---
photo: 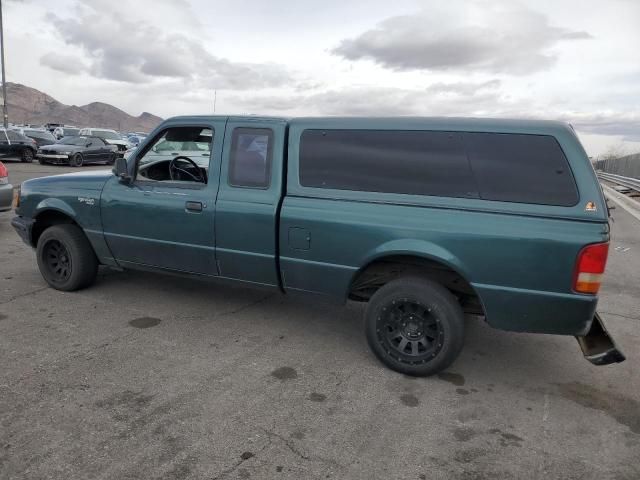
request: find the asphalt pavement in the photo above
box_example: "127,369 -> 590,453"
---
2,161 -> 107,187
0,166 -> 639,480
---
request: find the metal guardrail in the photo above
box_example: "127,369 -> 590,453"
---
597,171 -> 640,192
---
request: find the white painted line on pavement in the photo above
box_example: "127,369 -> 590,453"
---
601,184 -> 640,223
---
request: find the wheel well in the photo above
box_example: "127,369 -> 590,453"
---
348,255 -> 485,316
31,210 -> 78,246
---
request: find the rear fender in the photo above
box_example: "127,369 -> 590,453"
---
360,239 -> 471,280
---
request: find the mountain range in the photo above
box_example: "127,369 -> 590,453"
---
3,82 -> 163,133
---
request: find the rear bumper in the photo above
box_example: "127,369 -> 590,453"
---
475,283 -> 597,335
576,312 -> 625,366
11,215 -> 34,246
0,183 -> 13,211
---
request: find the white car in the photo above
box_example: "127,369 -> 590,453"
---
78,128 -> 131,155
52,126 -> 81,140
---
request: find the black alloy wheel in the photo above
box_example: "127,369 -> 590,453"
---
42,239 -> 72,283
377,299 -> 445,363
22,148 -> 34,163
365,276 -> 465,376
71,153 -> 83,167
36,224 -> 99,291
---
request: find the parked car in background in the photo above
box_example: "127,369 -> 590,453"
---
0,161 -> 13,212
0,128 -> 37,163
12,127 -> 57,147
127,134 -> 146,147
78,128 -> 131,155
137,137 -> 211,176
37,136 -> 118,166
53,126 -> 81,140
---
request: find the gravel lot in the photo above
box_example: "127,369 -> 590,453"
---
1,165 -> 639,480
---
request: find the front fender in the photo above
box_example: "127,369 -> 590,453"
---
34,198 -> 78,221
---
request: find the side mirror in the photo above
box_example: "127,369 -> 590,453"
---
86,142 -> 92,147
113,156 -> 132,183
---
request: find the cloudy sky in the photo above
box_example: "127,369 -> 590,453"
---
4,0 -> 640,156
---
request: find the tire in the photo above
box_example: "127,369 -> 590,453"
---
71,153 -> 83,167
38,157 -> 46,165
365,276 -> 465,376
36,224 -> 98,291
22,148 -> 34,163
107,153 -> 116,165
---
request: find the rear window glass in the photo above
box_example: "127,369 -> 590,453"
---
299,129 -> 579,206
6,130 -> 26,141
299,130 -> 478,198
229,128 -> 273,188
463,132 -> 578,206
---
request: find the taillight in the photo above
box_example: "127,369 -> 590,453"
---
0,162 -> 7,184
573,242 -> 609,294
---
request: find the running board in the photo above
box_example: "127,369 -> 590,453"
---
576,313 -> 626,366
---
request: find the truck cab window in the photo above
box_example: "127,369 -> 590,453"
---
136,127 -> 213,184
229,128 -> 273,188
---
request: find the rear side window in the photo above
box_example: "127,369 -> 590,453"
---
464,133 -> 578,206
299,129 -> 578,206
6,130 -> 25,142
229,128 -> 273,188
299,130 -> 478,198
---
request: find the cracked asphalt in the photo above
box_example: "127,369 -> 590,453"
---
1,165 -> 639,479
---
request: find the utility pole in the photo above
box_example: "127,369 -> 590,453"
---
213,90 -> 217,114
0,0 -> 8,127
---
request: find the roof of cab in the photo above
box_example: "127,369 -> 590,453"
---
287,116 -> 574,136
167,115 -> 572,136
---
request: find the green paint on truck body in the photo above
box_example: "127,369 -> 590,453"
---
15,115 -> 609,336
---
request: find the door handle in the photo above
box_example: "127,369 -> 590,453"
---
185,201 -> 203,212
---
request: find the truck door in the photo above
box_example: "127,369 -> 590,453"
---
100,119 -> 225,275
214,117 -> 286,287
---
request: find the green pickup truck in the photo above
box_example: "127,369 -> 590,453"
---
11,116 -> 625,376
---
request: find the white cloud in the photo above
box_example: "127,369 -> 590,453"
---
43,1 -> 295,89
332,3 -> 592,74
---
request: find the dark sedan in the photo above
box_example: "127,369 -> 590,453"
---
0,128 -> 38,163
37,136 -> 118,166
13,128 -> 57,148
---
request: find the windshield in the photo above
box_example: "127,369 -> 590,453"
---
64,128 -> 80,136
93,130 -> 120,140
58,136 -> 89,146
26,130 -> 56,141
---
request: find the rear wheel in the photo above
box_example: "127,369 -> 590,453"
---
36,224 -> 98,291
22,148 -> 34,163
71,153 -> 83,167
365,276 -> 465,376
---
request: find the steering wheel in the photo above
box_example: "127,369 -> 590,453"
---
169,156 -> 205,183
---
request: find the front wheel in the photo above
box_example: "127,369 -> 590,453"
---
365,276 -> 465,376
71,153 -> 83,167
22,148 -> 34,163
107,153 -> 116,165
36,224 -> 98,291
